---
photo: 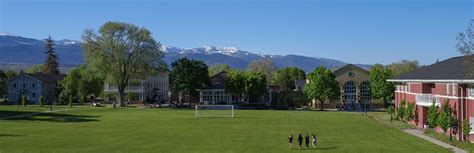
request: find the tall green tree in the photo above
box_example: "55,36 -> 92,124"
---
370,67 -> 395,107
59,67 -> 81,102
208,64 -> 231,76
169,58 -> 210,103
225,71 -> 267,103
387,60 -> 419,77
271,67 -> 306,91
427,101 -> 438,129
370,63 -> 384,72
43,36 -> 60,75
25,64 -> 44,73
82,21 -> 166,108
462,119 -> 471,141
247,59 -> 277,84
303,66 -> 340,111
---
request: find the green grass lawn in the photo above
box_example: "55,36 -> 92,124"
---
0,105 -> 451,153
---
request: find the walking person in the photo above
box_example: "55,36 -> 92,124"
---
297,134 -> 303,149
305,134 -> 310,149
288,134 -> 293,149
312,134 -> 317,148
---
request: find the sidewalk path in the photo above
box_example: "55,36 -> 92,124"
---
403,129 -> 466,153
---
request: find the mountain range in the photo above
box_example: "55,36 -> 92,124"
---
0,33 -> 371,72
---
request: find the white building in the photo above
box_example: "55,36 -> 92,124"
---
104,72 -> 169,103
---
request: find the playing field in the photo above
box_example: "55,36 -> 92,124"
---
0,106 -> 450,153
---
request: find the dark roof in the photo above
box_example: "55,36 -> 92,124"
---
332,64 -> 369,76
201,71 -> 228,90
392,56 -> 474,80
9,73 -> 65,84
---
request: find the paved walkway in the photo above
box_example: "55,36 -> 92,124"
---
403,129 -> 466,153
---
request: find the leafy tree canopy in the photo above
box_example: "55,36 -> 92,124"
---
303,66 -> 340,110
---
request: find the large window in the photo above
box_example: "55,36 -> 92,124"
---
344,81 -> 356,102
360,81 -> 371,102
202,91 -> 212,102
469,85 -> 474,97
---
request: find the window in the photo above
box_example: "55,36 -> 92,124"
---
13,83 -> 16,88
471,117 -> 474,133
446,84 -> 450,96
360,81 -> 371,102
469,85 -> 474,97
32,83 -> 35,88
23,83 -> 26,88
32,93 -> 36,98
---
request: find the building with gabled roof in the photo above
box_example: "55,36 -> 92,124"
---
7,72 -> 65,103
388,55 -> 474,142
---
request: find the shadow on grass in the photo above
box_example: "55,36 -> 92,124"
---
292,146 -> 338,151
0,110 -> 100,123
0,134 -> 26,137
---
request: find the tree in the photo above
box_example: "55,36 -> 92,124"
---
169,58 -> 210,103
225,71 -> 267,103
271,67 -> 306,91
43,36 -> 60,75
79,95 -> 86,105
387,60 -> 419,77
25,64 -> 44,73
82,21 -> 166,108
21,95 -> 28,107
387,105 -> 394,122
208,64 -> 231,76
397,100 -> 406,120
244,72 -> 267,103
456,19 -> 474,55
370,63 -> 384,72
2,70 -> 17,101
370,67 -> 395,107
428,100 -> 438,129
405,102 -> 415,121
68,95 -> 73,108
60,65 -> 104,103
462,119 -> 471,141
303,66 -> 340,111
438,104 -> 449,134
39,95 -> 45,107
225,70 -> 247,102
247,59 -> 277,84
60,67 -> 81,102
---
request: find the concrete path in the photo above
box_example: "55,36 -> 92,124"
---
403,129 -> 466,153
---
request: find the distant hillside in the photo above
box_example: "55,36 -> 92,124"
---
0,33 -> 371,72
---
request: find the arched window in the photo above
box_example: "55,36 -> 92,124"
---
360,81 -> 372,102
344,81 -> 356,103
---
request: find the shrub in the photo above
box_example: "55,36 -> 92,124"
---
428,100 -> 438,129
21,95 -> 28,107
397,100 -> 406,120
405,102 -> 415,121
387,105 -> 394,122
462,119 -> 471,141
39,96 -> 45,107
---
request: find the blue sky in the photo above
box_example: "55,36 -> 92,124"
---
0,0 -> 473,65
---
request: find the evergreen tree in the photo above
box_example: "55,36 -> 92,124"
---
21,95 -> 28,107
428,100 -> 438,129
43,35 -> 60,75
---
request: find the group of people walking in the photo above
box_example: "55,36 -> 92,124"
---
288,133 -> 317,149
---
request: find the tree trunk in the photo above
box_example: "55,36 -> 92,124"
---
117,87 -> 126,108
319,99 -> 324,111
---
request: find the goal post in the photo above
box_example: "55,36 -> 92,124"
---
195,105 -> 234,118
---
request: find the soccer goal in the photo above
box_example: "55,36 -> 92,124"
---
195,105 -> 234,118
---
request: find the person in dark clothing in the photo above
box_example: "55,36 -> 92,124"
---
305,134 -> 310,149
297,134 -> 303,149
288,134 -> 293,149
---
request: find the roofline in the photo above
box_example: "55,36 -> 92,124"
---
7,73 -> 43,83
387,79 -> 474,83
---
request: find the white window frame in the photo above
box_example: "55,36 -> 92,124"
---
446,84 -> 450,96
469,85 -> 474,97
470,117 -> 474,133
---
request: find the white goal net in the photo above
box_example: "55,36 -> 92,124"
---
195,105 -> 234,118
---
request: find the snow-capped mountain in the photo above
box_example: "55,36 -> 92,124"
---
0,34 -> 370,72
